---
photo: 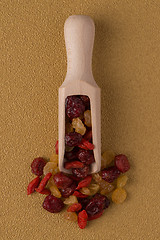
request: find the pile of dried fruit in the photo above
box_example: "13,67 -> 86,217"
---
27,95 -> 130,229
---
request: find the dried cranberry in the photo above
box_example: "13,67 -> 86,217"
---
31,157 -> 46,176
72,165 -> 89,178
42,195 -> 64,213
60,182 -> 77,198
101,166 -> 121,183
65,132 -> 82,147
80,95 -> 90,109
64,148 -> 78,161
65,96 -> 85,120
114,154 -> 130,173
78,198 -> 90,209
53,172 -> 73,189
78,149 -> 95,165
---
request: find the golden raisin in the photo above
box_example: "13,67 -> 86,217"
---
111,188 -> 127,204
98,180 -> 114,193
50,185 -> 62,198
80,187 -> 91,195
52,167 -> 60,175
43,162 -> 57,175
64,195 -> 78,205
49,153 -> 58,165
117,175 -> 128,188
64,212 -> 78,222
72,118 -> 86,135
84,110 -> 92,127
65,122 -> 74,134
88,184 -> 100,195
92,173 -> 102,183
101,150 -> 115,169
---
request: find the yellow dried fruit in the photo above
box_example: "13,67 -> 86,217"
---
64,212 -> 78,222
46,177 -> 55,188
64,195 -> 78,205
98,180 -> 114,193
111,188 -> 127,204
101,150 -> 115,169
52,167 -> 59,175
43,162 -> 57,175
72,118 -> 86,136
49,153 -> 58,166
50,185 -> 62,198
84,110 -> 92,127
88,183 -> 100,195
65,122 -> 74,134
80,187 -> 91,195
92,173 -> 102,183
117,175 -> 128,188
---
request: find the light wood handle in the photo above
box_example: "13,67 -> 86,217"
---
64,15 -> 95,81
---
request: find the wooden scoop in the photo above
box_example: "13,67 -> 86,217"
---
58,15 -> 101,174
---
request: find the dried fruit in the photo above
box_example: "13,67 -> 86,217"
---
36,173 -> 52,192
65,132 -> 82,147
84,110 -> 92,127
67,203 -> 82,212
43,195 -> 64,213
78,198 -> 90,209
78,138 -> 94,150
64,195 -> 78,205
80,95 -> 90,109
78,210 -> 88,229
72,118 -> 86,135
65,148 -> 78,161
64,212 -> 78,222
66,96 -> 85,120
31,157 -> 46,176
88,210 -> 104,221
50,185 -> 62,198
117,175 -> 128,188
65,146 -> 74,152
55,140 -> 58,154
115,154 -> 130,173
101,150 -> 115,169
60,182 -> 77,198
49,153 -> 58,165
53,172 -> 73,189
78,149 -> 95,165
36,188 -> 51,195
52,167 -> 60,175
73,191 -> 88,198
98,180 -> 114,193
88,184 -> 100,195
84,130 -> 92,141
27,176 -> 40,195
111,188 -> 127,204
76,175 -> 92,190
65,122 -> 74,134
72,165 -> 89,178
64,161 -> 84,169
43,162 -> 57,175
80,187 -> 91,195
92,173 -> 102,183
101,166 -> 121,183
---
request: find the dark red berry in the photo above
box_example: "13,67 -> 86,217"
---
101,166 -> 121,183
72,165 -> 89,178
65,96 -> 85,120
42,195 -> 64,213
78,198 -> 90,209
64,148 -> 78,161
60,182 -> 77,198
53,172 -> 73,189
78,149 -> 95,165
31,157 -> 46,176
80,95 -> 90,109
114,154 -> 130,173
65,132 -> 82,147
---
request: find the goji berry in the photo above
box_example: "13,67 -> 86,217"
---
84,130 -> 92,141
78,143 -> 89,150
64,161 -> 84,169
73,191 -> 88,198
76,175 -> 92,190
78,138 -> 94,150
88,210 -> 104,221
36,173 -> 52,192
67,203 -> 82,212
55,140 -> 58,154
78,210 -> 88,229
27,176 -> 40,195
35,188 -> 51,195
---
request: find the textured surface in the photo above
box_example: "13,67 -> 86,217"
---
1,0 -> 160,239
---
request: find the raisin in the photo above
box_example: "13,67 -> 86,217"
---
43,162 -> 57,175
65,122 -> 74,134
64,161 -> 84,169
78,210 -> 88,229
60,182 -> 77,198
111,188 -> 127,204
53,172 -> 73,189
50,153 -> 58,165
115,154 -> 130,173
101,150 -> 115,169
80,95 -> 90,109
80,187 -> 91,195
50,185 -> 62,198
88,184 -> 100,196
65,132 -> 82,147
42,195 -> 64,213
27,176 -> 40,195
67,203 -> 82,212
101,166 -> 121,183
117,175 -> 128,188
66,96 -> 85,120
98,179 -> 114,193
92,173 -> 102,183
84,110 -> 92,127
64,195 -> 78,205
64,212 -> 78,222
72,118 -> 86,135
78,149 -> 95,165
72,165 -> 89,178
31,157 -> 46,176
76,175 -> 92,190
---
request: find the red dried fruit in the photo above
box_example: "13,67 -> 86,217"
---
80,95 -> 90,110
69,175 -> 82,182
78,139 -> 94,150
114,154 -> 130,173
64,161 -> 84,169
27,176 -> 40,195
65,148 -> 78,161
66,96 -> 85,120
60,182 -> 77,198
35,188 -> 51,195
88,210 -> 104,221
31,157 -> 46,176
36,172 -> 52,192
67,203 -> 82,212
55,140 -> 58,154
84,130 -> 92,141
42,195 -> 64,213
78,210 -> 88,229
72,165 -> 89,178
76,175 -> 92,190
101,166 -> 121,183
65,132 -> 82,147
73,191 -> 88,198
78,149 -> 95,165
78,198 -> 90,209
53,172 -> 73,189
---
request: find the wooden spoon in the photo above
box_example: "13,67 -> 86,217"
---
58,15 -> 101,174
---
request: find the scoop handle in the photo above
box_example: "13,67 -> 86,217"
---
64,15 -> 95,82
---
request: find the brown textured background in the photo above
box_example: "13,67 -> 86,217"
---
1,0 -> 160,239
